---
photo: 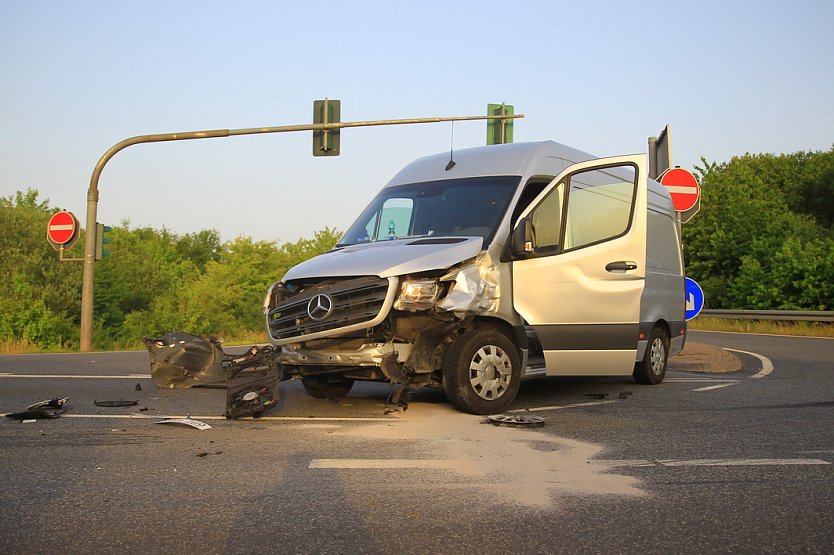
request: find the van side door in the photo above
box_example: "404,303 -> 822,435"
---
511,154 -> 648,376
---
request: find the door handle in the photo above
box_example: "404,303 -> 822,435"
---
605,260 -> 638,272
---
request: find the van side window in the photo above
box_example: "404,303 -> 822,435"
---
563,166 -> 636,251
647,209 -> 682,273
529,182 -> 564,253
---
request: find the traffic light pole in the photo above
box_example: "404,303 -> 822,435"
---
79,111 -> 523,351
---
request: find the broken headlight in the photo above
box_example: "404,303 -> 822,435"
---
394,279 -> 440,311
263,284 -> 276,315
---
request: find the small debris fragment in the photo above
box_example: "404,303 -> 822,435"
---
585,393 -> 608,400
155,418 -> 212,430
135,383 -> 143,391
139,407 -> 149,412
196,452 -> 209,458
27,397 -> 69,410
483,414 -> 545,428
95,400 -> 139,407
22,419 -> 37,424
618,391 -> 633,400
6,397 -> 69,420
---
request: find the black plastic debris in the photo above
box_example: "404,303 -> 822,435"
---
223,343 -> 281,419
384,385 -> 411,414
483,414 -> 545,428
94,400 -> 139,408
5,397 -> 69,420
145,331 -> 281,418
618,391 -> 634,400
145,331 -> 228,388
585,393 -> 608,400
135,383 -> 142,391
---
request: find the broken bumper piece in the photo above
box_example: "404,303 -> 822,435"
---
145,331 -> 282,419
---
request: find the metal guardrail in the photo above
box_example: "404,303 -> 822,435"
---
700,309 -> 834,322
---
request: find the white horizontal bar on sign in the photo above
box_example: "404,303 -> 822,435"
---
49,224 -> 75,230
664,186 -> 698,194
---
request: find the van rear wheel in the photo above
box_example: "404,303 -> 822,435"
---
301,376 -> 355,399
443,328 -> 522,414
633,326 -> 669,385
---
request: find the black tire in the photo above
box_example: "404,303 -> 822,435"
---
442,328 -> 522,415
301,376 -> 355,399
633,326 -> 669,385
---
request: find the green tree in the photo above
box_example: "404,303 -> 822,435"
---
0,189 -> 81,348
683,149 -> 834,309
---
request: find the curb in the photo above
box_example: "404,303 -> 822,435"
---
668,342 -> 742,373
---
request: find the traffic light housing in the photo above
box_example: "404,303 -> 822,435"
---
487,103 -> 514,145
95,223 -> 112,260
313,99 -> 341,156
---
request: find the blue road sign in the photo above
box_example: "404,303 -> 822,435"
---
685,277 -> 705,321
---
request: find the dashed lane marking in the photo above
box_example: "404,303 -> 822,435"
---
692,383 -> 739,392
591,458 -> 831,468
310,459 -> 454,469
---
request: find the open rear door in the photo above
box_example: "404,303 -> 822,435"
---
512,154 -> 647,376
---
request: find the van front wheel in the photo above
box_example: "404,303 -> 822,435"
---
633,327 -> 669,385
443,328 -> 522,414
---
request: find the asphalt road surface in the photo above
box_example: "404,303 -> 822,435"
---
1,330 -> 832,554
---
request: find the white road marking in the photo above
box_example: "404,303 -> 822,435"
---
2,413 -> 394,422
310,459 -> 454,469
725,348 -> 774,378
658,458 -> 830,467
692,329 -> 834,340
666,378 -> 741,383
0,373 -> 152,379
508,400 -> 616,413
313,458 -> 831,470
592,458 -> 831,467
692,383 -> 738,392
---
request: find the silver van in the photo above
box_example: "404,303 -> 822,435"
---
264,141 -> 686,414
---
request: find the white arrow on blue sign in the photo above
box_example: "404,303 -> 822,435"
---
685,277 -> 705,320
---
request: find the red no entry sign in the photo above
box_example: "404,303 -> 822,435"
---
47,211 -> 79,247
659,168 -> 700,212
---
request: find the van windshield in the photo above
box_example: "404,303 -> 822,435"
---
338,176 -> 521,247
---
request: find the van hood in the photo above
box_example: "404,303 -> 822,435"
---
283,237 -> 484,281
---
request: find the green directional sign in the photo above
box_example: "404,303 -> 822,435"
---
487,103 -> 514,145
313,99 -> 341,156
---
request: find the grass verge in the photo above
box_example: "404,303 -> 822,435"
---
689,317 -> 834,338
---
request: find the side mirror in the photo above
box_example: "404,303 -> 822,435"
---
511,217 -> 534,257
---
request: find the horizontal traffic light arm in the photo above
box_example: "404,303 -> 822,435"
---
80,110 -> 523,351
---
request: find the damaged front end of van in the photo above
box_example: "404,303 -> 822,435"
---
264,248 -> 508,402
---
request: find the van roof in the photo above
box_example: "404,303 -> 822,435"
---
386,140 -> 674,214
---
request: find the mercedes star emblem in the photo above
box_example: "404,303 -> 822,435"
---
307,294 -> 333,321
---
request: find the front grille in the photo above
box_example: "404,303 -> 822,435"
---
268,276 -> 393,342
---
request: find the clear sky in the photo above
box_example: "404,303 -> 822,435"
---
2,1 -> 832,243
